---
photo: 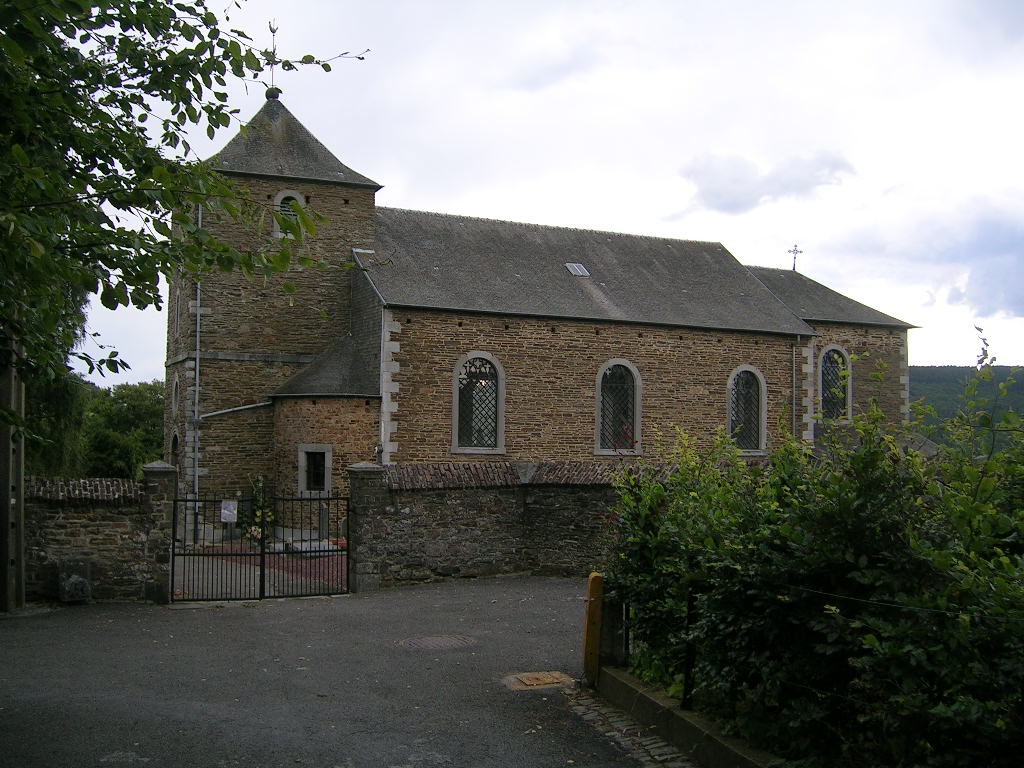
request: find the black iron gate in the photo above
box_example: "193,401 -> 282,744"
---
171,495 -> 349,601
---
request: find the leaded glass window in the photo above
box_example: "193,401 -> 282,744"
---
821,349 -> 848,419
457,357 -> 498,448
600,364 -> 636,450
729,369 -> 761,450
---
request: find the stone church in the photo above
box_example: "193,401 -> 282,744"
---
163,92 -> 912,498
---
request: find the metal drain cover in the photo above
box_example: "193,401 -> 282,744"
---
397,635 -> 477,650
502,671 -> 575,690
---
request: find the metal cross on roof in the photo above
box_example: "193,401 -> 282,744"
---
788,243 -> 803,271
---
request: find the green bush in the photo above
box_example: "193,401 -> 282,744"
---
608,374 -> 1024,767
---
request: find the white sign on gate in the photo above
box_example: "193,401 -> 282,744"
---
220,500 -> 238,523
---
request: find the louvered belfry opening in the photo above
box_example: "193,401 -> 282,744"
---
821,349 -> 847,419
730,370 -> 760,450
278,195 -> 300,222
600,364 -> 635,449
458,357 -> 498,448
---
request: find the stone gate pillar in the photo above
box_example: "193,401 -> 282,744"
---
346,462 -> 387,592
142,461 -> 177,603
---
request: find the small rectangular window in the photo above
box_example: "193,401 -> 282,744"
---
305,451 -> 326,492
565,262 -> 590,277
298,444 -> 332,497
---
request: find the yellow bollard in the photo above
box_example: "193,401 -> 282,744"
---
582,571 -> 604,686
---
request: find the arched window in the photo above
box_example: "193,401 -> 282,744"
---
452,353 -> 505,453
273,189 -> 305,238
728,366 -> 766,452
596,359 -> 641,455
820,347 -> 850,420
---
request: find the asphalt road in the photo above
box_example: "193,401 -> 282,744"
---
0,575 -> 644,768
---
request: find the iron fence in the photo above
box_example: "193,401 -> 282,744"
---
171,494 -> 348,601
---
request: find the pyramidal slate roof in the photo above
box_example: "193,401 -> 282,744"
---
272,337 -> 379,397
748,267 -> 913,328
357,208 -> 816,337
208,92 -> 380,188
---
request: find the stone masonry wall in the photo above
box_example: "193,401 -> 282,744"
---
23,465 -> 175,602
164,175 -> 377,495
387,309 -> 802,463
198,403 -> 276,497
185,357 -> 310,496
347,462 -> 621,589
165,178 -> 376,362
808,322 -> 909,424
273,397 -> 381,497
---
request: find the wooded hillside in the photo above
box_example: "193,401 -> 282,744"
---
909,365 -> 1022,420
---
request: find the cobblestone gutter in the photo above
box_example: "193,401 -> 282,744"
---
593,667 -> 778,768
566,686 -> 697,767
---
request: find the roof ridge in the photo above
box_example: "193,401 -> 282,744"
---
375,206 -> 723,247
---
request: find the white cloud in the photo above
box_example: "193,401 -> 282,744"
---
681,152 -> 853,214
77,0 -> 1024,385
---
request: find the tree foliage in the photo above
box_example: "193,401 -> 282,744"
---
80,379 -> 164,478
0,0 -> 345,414
23,371 -> 97,475
25,375 -> 163,479
609,368 -> 1024,767
910,364 -> 1023,438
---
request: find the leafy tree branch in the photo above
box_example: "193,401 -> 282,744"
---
0,0 -> 356,403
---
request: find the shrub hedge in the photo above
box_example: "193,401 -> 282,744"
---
607,367 -> 1023,767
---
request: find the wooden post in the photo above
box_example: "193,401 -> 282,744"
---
583,571 -> 604,686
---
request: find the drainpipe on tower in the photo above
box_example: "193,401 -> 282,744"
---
188,204 -> 203,559
193,205 -> 202,501
193,282 -> 201,499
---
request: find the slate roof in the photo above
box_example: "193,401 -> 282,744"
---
748,267 -> 913,328
208,93 -> 380,188
357,208 -> 817,337
272,337 -> 379,397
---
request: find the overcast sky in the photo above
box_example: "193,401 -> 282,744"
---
79,0 -> 1024,384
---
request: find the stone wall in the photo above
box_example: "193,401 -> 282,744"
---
23,463 -> 176,603
347,461 -> 622,590
165,178 -> 376,364
807,321 -> 910,424
164,175 -> 377,495
272,397 -> 381,497
385,308 -> 803,463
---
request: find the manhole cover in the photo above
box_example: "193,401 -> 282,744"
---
502,671 -> 575,690
397,635 -> 477,650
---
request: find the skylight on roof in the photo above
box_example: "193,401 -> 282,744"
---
565,262 -> 590,277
